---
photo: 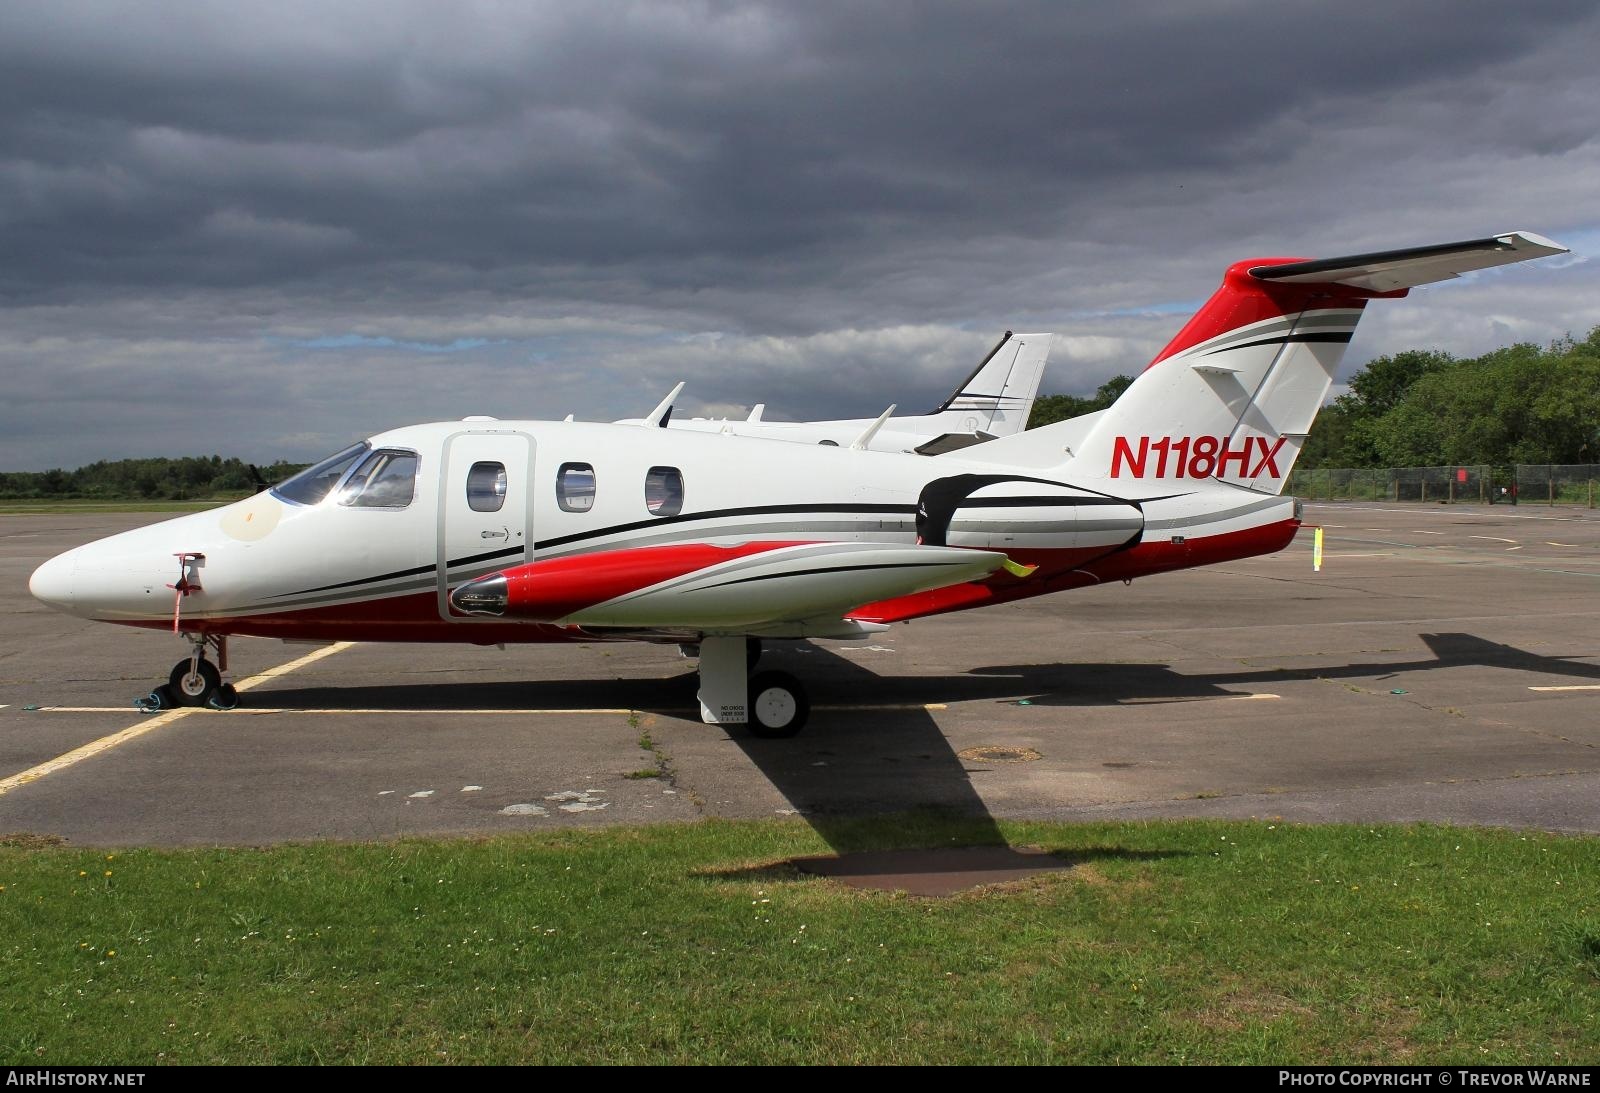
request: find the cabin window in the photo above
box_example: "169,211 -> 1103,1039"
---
467,462 -> 508,513
557,462 -> 597,513
645,466 -> 683,517
339,449 -> 418,509
272,442 -> 368,506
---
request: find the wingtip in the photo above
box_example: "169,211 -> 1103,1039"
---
1498,230 -> 1568,255
1000,558 -> 1038,579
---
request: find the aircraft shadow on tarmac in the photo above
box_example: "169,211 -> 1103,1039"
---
250,631 -> 1595,853
967,631 -> 1600,706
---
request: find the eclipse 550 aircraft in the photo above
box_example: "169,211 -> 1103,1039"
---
621,330 -> 1052,455
30,231 -> 1565,736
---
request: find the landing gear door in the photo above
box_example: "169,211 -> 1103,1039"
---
437,430 -> 533,621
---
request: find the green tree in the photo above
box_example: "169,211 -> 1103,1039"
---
1027,374 -> 1135,429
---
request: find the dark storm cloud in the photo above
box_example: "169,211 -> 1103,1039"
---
2,2 -> 1598,468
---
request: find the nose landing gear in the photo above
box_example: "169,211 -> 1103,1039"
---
138,634 -> 238,712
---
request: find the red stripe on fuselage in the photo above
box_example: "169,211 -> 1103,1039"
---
122,588 -> 602,644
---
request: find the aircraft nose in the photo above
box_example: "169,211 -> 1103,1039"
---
29,550 -> 76,614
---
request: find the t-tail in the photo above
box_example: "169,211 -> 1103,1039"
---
980,231 -> 1566,491
927,329 -> 1052,438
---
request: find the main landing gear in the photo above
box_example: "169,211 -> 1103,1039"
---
138,634 -> 238,712
694,635 -> 810,738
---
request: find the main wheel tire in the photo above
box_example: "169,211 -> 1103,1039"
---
746,637 -> 763,673
747,670 -> 809,738
168,658 -> 221,707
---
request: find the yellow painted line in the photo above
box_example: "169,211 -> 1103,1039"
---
819,703 -> 949,711
1119,693 -> 1280,705
1529,684 -> 1600,692
0,641 -> 354,798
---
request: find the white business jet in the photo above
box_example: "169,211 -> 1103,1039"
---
29,232 -> 1565,737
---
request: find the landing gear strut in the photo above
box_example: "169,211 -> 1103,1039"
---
140,634 -> 238,712
695,635 -> 809,737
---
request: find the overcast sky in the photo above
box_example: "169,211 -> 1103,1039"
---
3,1 -> 1597,469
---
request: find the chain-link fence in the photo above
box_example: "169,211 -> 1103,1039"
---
1515,465 -> 1600,506
1286,465 -> 1599,506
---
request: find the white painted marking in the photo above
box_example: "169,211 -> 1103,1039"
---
500,803 -> 549,816
1470,535 -> 1518,544
461,785 -> 483,793
1411,530 -> 1444,536
378,790 -> 395,796
0,641 -> 355,799
1507,546 -> 1523,551
1546,542 -> 1582,547
1528,684 -> 1600,692
409,790 -> 435,798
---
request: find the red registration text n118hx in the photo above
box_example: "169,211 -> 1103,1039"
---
1110,435 -> 1287,479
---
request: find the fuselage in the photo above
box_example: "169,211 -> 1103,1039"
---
28,417 -> 1300,643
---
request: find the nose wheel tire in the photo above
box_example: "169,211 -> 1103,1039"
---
748,671 -> 808,738
169,658 -> 222,707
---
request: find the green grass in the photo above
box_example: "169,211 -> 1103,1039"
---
0,499 -> 237,514
1,817 -> 1596,1065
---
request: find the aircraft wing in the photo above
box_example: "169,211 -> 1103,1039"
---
450,541 -> 1028,636
1250,231 -> 1566,293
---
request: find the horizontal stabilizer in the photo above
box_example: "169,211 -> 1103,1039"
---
1250,231 -> 1566,293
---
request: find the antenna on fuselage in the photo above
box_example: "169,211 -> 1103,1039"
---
850,405 -> 897,450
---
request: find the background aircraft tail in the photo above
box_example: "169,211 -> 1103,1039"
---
927,330 -> 1051,437
972,231 -> 1565,493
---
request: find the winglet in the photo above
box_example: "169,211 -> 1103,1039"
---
747,403 -> 766,423
642,382 -> 686,428
850,405 -> 896,450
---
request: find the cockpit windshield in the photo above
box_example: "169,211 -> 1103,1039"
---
272,442 -> 369,506
338,449 -> 418,509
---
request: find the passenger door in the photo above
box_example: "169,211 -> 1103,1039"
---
437,429 -> 533,620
